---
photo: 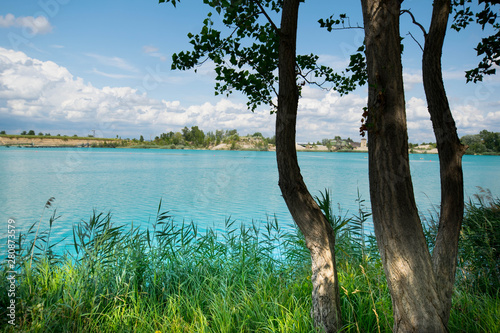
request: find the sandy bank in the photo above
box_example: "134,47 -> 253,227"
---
0,136 -> 117,147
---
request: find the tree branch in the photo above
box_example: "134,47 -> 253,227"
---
401,9 -> 428,37
252,0 -> 279,33
407,31 -> 424,52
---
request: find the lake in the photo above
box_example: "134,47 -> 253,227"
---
1,147 -> 499,254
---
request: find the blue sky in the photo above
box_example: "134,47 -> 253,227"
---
0,0 -> 498,143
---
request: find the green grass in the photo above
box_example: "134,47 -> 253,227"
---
1,194 -> 498,332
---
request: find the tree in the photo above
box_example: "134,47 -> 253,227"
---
0,130 -> 5,134
421,1 -> 468,327
275,9 -> 344,328
160,0 -> 344,330
181,126 -> 191,142
140,135 -> 144,142
190,126 -> 205,146
360,0 -> 497,331
172,132 -> 183,145
27,130 -> 35,136
479,129 -> 500,151
215,129 -> 224,145
360,4 -> 441,331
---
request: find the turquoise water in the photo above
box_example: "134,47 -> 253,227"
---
1,147 -> 499,254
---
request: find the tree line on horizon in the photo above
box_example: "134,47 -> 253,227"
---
461,129 -> 500,154
150,126 -> 276,149
2,128 -> 499,154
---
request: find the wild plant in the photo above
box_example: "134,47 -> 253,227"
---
1,192 -> 498,332
456,188 -> 500,295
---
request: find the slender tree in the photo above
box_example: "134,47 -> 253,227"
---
276,1 -> 342,330
421,0 -> 467,326
160,1 -> 347,330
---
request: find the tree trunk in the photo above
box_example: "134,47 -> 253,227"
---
276,1 -> 342,331
422,0 -> 468,325
360,0 -> 446,331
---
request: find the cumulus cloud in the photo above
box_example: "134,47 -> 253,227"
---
296,88 -> 367,141
403,71 -> 422,90
0,47 -> 497,143
0,13 -> 53,35
0,47 -> 274,138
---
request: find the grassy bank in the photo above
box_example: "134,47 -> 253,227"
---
1,195 -> 498,332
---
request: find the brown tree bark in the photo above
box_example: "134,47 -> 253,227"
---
422,0 -> 468,326
276,0 -> 342,331
360,0 -> 447,331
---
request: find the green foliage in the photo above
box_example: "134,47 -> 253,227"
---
161,0 -> 281,111
461,129 -> 500,154
457,188 -> 500,295
451,0 -> 499,82
160,0 -> 363,112
151,127 -> 276,149
423,187 -> 500,297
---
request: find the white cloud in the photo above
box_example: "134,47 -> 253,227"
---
91,68 -> 138,79
296,89 -> 367,141
0,14 -> 53,35
143,45 -> 167,62
0,47 -> 497,142
406,97 -> 429,121
85,53 -> 139,73
143,45 -> 158,53
0,47 -> 275,138
443,69 -> 467,81
403,71 -> 422,90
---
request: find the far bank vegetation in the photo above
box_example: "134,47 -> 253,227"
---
1,128 -> 499,154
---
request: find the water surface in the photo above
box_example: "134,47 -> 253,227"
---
1,147 -> 499,253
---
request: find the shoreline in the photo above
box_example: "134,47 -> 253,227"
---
4,135 -> 499,155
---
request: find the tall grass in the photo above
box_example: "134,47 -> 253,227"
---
1,193 -> 498,332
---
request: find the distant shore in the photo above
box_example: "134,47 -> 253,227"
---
0,134 -> 429,154
0,134 -> 450,154
0,135 -> 121,148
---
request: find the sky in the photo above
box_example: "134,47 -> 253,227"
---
0,0 -> 498,143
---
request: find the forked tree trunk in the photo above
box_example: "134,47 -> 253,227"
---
423,0 -> 468,325
276,1 -> 342,331
360,0 -> 447,331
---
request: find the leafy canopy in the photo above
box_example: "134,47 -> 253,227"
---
159,0 -> 364,112
451,0 -> 499,82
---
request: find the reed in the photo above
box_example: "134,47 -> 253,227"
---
0,193 -> 498,332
